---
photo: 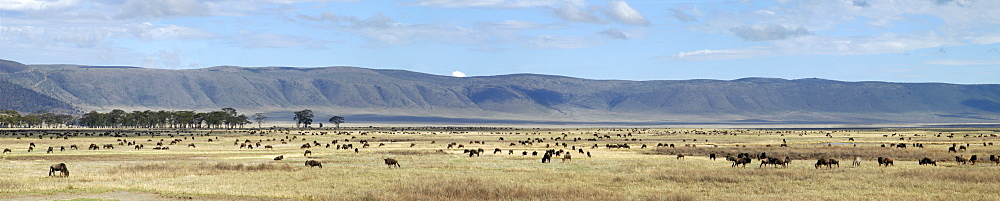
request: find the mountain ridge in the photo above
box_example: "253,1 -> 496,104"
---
0,59 -> 998,124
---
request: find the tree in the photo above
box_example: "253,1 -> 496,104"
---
293,109 -> 313,128
328,116 -> 344,129
0,110 -> 21,128
252,113 -> 267,128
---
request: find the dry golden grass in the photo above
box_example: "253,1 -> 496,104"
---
0,127 -> 998,200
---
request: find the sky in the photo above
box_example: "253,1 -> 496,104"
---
1,0 -> 999,84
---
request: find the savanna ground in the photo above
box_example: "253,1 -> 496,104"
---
1,126 -> 999,200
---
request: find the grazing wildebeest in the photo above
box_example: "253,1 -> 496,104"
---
541,153 -> 552,163
828,159 -> 839,168
70,145 -> 78,150
274,155 -> 284,160
955,155 -> 969,165
970,155 -> 978,165
991,155 -> 1000,165
732,156 -> 752,168
815,158 -> 830,169
2,148 -> 10,154
677,153 -> 685,160
304,150 -> 313,156
383,158 -> 401,168
709,153 -> 717,160
948,147 -> 957,153
46,147 -> 53,153
853,157 -> 862,167
264,145 -> 273,149
305,160 -> 322,168
959,145 -> 967,151
494,148 -> 501,154
49,163 -> 69,177
918,157 -> 937,166
877,157 -> 894,167
562,153 -> 572,162
188,143 -> 196,148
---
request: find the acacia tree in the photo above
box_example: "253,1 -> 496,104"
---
328,116 -> 344,129
293,109 -> 313,128
252,113 -> 267,128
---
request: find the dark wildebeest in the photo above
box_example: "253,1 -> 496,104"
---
562,153 -> 572,162
733,156 -> 752,168
918,157 -> 937,166
70,145 -> 78,150
677,153 -> 685,160
541,153 -> 552,163
991,155 -> 1000,165
46,147 -> 53,153
305,160 -> 322,168
852,157 -> 861,167
970,155 -> 978,165
948,147 -> 957,153
815,158 -> 829,169
264,145 -> 273,149
274,155 -> 284,160
2,148 -> 10,154
709,153 -> 717,160
955,155 -> 969,165
188,143 -> 196,148
49,163 -> 69,177
383,158 -> 401,168
877,157 -> 894,167
304,150 -> 313,156
828,159 -> 839,168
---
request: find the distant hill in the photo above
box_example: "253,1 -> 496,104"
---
0,79 -> 76,114
0,59 -> 998,124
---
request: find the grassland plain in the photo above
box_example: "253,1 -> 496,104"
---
0,127 -> 998,200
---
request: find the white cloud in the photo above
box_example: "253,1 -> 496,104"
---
230,32 -> 329,49
926,60 -> 1000,66
142,49 -> 185,69
411,0 -> 583,8
604,0 -> 649,26
551,3 -> 602,24
667,48 -> 771,60
597,28 -> 631,40
116,0 -> 211,19
527,35 -> 603,49
340,13 -> 492,47
451,70 -> 467,77
0,0 -> 80,11
730,24 -> 810,41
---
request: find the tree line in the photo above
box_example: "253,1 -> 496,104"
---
0,108 -> 345,129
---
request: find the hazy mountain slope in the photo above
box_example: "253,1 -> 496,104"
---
1,59 -> 998,124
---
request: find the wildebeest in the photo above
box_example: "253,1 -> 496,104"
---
677,153 -> 685,160
2,148 -> 10,154
852,157 -> 861,167
264,145 -> 273,149
918,157 -> 937,166
562,153 -> 572,162
305,160 -> 322,168
541,153 -> 552,163
955,155 -> 969,165
970,155 -> 978,165
46,147 -> 53,153
188,143 -> 196,148
49,163 -> 69,177
383,158 -> 401,168
877,157 -> 894,167
948,147 -> 957,153
304,150 -> 313,156
709,153 -> 717,160
991,155 -> 1000,165
274,155 -> 284,160
828,159 -> 839,168
729,156 -> 752,168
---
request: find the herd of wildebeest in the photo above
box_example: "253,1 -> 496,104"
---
1,127 -> 999,178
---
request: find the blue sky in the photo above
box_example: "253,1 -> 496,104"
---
1,0 -> 999,84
